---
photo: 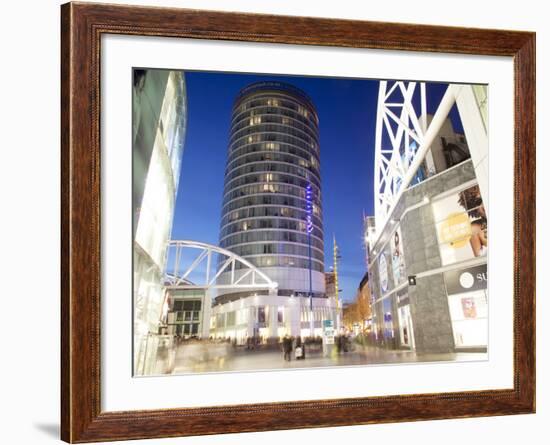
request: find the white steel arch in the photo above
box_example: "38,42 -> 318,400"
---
164,240 -> 278,291
373,81 -> 473,234
374,81 -> 429,232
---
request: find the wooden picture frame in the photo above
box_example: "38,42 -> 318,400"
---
61,1 -> 535,442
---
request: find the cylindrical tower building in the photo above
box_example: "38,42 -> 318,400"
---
210,81 -> 337,343
218,81 -> 325,299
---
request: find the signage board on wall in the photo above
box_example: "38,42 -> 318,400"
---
323,319 -> 335,344
444,264 -> 487,295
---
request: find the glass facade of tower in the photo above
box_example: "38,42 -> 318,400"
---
133,70 -> 187,375
219,82 -> 325,295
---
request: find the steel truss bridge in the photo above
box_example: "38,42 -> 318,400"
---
164,240 -> 278,292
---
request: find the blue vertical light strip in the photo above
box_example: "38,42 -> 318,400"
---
306,183 -> 314,318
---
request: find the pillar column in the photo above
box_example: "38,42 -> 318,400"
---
201,290 -> 212,339
268,304 -> 278,340
247,305 -> 255,339
455,85 -> 489,214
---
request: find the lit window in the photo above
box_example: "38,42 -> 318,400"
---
265,142 -> 280,151
267,98 -> 280,107
249,116 -> 262,125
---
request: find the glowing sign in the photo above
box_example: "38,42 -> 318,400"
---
305,183 -> 313,234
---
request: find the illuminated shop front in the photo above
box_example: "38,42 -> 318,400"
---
209,293 -> 340,344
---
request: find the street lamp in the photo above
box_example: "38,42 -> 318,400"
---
333,235 -> 342,331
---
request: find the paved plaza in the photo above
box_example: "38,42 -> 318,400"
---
171,342 -> 487,374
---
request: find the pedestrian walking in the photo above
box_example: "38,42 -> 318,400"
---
295,336 -> 305,360
282,334 -> 292,361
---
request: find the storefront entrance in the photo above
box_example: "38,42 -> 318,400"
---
398,304 -> 415,349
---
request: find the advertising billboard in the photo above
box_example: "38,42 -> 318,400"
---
390,225 -> 407,286
432,184 -> 488,265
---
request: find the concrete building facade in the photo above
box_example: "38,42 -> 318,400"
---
367,159 -> 488,353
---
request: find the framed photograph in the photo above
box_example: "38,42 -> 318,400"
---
61,2 -> 535,442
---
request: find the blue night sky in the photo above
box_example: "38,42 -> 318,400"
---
171,70 -> 461,303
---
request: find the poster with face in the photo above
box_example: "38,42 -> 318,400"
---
391,225 -> 407,286
461,297 -> 477,318
432,184 -> 488,265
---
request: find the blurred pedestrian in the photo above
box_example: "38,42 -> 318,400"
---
295,336 -> 305,360
282,334 -> 292,361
